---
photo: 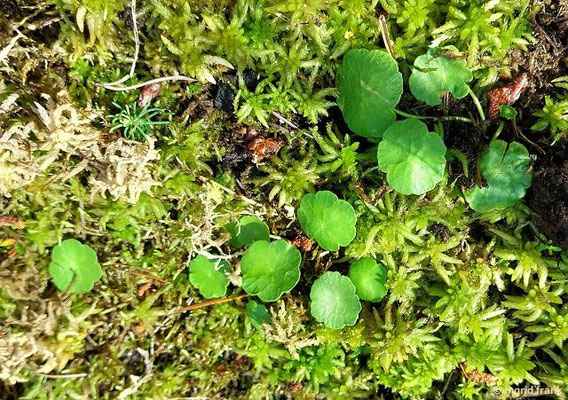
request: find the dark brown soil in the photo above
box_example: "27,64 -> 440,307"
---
526,165 -> 568,248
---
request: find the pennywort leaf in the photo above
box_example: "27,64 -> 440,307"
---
310,271 -> 361,330
225,216 -> 270,248
348,258 -> 388,303
246,300 -> 272,328
48,239 -> 103,294
377,119 -> 447,195
409,48 -> 473,106
298,191 -> 357,251
189,255 -> 230,299
241,240 -> 302,302
465,140 -> 532,213
337,49 -> 403,140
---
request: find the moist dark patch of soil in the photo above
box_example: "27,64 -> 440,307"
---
0,0 -> 17,16
428,223 -> 451,242
444,120 -> 485,187
526,165 -> 568,248
213,69 -> 260,112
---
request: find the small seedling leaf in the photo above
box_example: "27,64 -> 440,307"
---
337,49 -> 403,140
48,239 -> 103,294
310,271 -> 361,330
246,300 -> 272,328
348,258 -> 388,302
241,240 -> 301,302
189,255 -> 230,299
377,119 -> 447,195
298,191 -> 357,251
499,105 -> 517,120
409,48 -> 473,106
226,216 -> 270,248
465,140 -> 532,212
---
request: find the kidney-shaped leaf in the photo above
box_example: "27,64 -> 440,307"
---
409,48 -> 473,106
337,49 -> 403,140
246,300 -> 272,328
189,255 -> 230,299
48,239 -> 103,294
465,140 -> 532,213
377,119 -> 447,195
310,271 -> 361,330
348,258 -> 388,303
298,191 -> 357,251
226,216 -> 270,248
241,240 -> 301,302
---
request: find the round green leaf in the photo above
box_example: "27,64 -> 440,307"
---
499,105 -> 518,120
241,240 -> 301,302
48,239 -> 103,294
377,119 -> 447,195
310,271 -> 361,330
337,49 -> 403,140
348,258 -> 388,302
409,48 -> 473,106
465,140 -> 532,213
297,191 -> 357,251
189,255 -> 230,299
225,216 -> 270,248
246,300 -> 272,328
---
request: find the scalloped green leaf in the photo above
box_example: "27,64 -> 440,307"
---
297,191 -> 357,251
48,239 -> 103,294
246,300 -> 272,328
241,240 -> 301,302
377,119 -> 447,195
465,140 -> 532,213
225,216 -> 270,248
409,48 -> 473,106
189,255 -> 230,299
348,258 -> 388,303
337,49 -> 403,140
310,271 -> 361,330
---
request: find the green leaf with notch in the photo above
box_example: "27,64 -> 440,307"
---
409,48 -> 473,106
225,216 -> 270,248
246,300 -> 272,328
465,140 -> 532,213
310,271 -> 361,330
348,258 -> 388,302
48,239 -> 103,294
189,255 -> 230,299
241,240 -> 301,302
298,191 -> 357,251
337,49 -> 403,140
377,119 -> 447,195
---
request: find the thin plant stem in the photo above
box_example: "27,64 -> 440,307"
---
491,121 -> 504,141
180,294 -> 249,313
394,109 -> 474,124
467,86 -> 486,122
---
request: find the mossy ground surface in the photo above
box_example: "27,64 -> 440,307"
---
1,1 -> 568,399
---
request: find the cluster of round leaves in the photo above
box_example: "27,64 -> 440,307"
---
337,48 -> 461,195
337,47 -> 532,210
189,216 -> 302,302
188,192 -> 389,330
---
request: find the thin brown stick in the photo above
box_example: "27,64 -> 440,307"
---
180,294 -> 248,313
